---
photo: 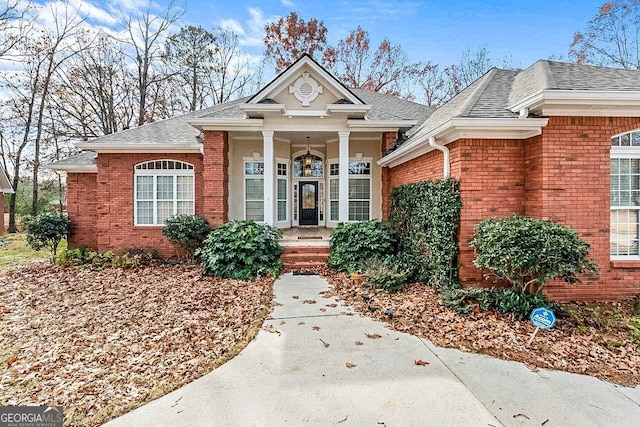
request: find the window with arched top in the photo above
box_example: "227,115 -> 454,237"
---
293,154 -> 323,177
134,160 -> 195,225
611,130 -> 640,257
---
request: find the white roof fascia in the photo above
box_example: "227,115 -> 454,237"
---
379,117 -> 549,168
46,164 -> 98,173
187,118 -> 264,131
249,56 -> 364,105
508,90 -> 640,113
347,119 -> 417,130
326,104 -> 371,113
76,143 -> 203,153
239,103 -> 285,113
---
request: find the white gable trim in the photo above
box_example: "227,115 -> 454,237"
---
379,117 -> 549,168
76,142 -> 203,154
0,167 -> 14,193
508,90 -> 640,116
247,55 -> 364,106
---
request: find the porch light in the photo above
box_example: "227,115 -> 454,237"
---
304,136 -> 313,166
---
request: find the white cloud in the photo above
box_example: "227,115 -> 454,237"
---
280,0 -> 295,7
220,18 -> 245,36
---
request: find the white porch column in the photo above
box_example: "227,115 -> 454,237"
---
262,130 -> 275,225
338,131 -> 350,222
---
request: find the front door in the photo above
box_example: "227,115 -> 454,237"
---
299,181 -> 318,225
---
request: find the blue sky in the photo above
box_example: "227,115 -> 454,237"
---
179,0 -> 605,69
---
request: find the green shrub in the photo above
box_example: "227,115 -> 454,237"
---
25,212 -> 71,262
197,220 -> 283,280
327,220 -> 396,273
470,215 -> 599,293
441,287 -> 557,319
441,287 -> 494,314
57,246 -> 158,269
491,289 -> 558,320
390,179 -> 462,287
364,258 -> 409,293
628,316 -> 640,346
162,215 -> 211,261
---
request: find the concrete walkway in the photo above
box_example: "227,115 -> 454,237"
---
106,274 -> 640,427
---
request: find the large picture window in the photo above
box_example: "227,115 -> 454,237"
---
611,132 -> 640,257
134,160 -> 194,225
245,161 -> 264,221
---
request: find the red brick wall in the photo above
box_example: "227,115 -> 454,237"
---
386,121 -> 640,301
66,173 -> 98,248
526,117 -> 640,301
93,153 -> 204,258
202,131 -> 229,225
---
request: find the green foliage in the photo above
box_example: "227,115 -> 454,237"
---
57,246 -> 160,269
25,212 -> 71,262
390,179 -> 462,287
629,316 -> 640,346
327,220 -> 396,273
13,177 -> 64,216
162,215 -> 211,261
197,220 -> 283,280
441,287 -> 495,314
491,289 -> 558,320
364,258 -> 409,293
442,287 -> 557,319
470,215 -> 599,293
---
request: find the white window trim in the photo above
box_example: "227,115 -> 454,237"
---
134,160 -> 195,226
327,157 -> 373,222
611,134 -> 640,259
243,157 -> 265,222
276,158 -> 289,223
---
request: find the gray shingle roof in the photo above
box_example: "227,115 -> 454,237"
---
47,151 -> 97,168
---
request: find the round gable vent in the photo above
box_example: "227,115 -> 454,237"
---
289,72 -> 323,106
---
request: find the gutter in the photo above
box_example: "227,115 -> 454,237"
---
429,136 -> 450,178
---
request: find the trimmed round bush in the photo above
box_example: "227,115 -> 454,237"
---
162,215 -> 211,261
25,212 -> 70,262
470,215 -> 598,293
197,220 -> 283,280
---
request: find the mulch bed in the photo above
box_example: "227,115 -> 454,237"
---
0,263 -> 274,426
319,268 -> 640,387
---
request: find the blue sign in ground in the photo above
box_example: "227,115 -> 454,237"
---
530,307 -> 557,329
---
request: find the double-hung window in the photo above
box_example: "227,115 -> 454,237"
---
277,162 -> 288,222
611,131 -> 640,257
134,160 -> 194,225
328,160 -> 372,222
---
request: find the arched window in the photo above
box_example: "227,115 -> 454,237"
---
293,154 -> 323,177
134,160 -> 194,225
611,130 -> 640,257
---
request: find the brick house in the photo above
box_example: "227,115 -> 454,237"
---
0,166 -> 14,234
49,55 -> 640,301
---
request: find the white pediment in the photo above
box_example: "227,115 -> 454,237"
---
242,55 -> 369,119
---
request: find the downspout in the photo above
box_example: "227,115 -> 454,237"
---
429,136 -> 450,178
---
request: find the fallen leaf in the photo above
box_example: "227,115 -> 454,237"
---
366,333 -> 382,339
303,299 -> 317,304
279,321 -> 286,325
320,339 -> 330,348
262,325 -> 281,335
345,362 -> 357,368
6,356 -> 18,368
355,341 -> 363,346
326,303 -> 338,308
414,359 -> 429,366
292,296 -> 299,299
312,326 -> 320,331
319,308 -> 327,312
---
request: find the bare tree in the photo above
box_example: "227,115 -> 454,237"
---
120,0 -> 184,125
209,28 -> 257,104
3,2 -> 87,226
413,62 -> 448,107
443,46 -> 495,96
0,0 -> 29,58
50,34 -> 136,139
570,1 -> 640,68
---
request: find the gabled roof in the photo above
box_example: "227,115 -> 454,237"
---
247,54 -> 365,106
379,60 -> 640,168
0,166 -> 13,193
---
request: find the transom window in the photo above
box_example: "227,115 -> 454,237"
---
293,154 -> 323,177
134,160 -> 194,225
611,131 -> 640,257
